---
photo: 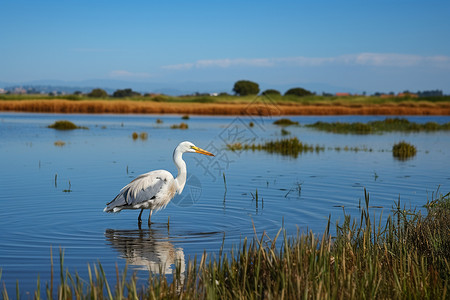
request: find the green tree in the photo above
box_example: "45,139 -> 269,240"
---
113,88 -> 141,98
262,89 -> 281,96
88,88 -> 108,98
284,87 -> 313,97
233,80 -> 260,96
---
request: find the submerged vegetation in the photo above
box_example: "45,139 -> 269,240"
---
3,191 -> 448,299
47,120 -> 87,130
306,118 -> 450,134
393,141 -> 417,160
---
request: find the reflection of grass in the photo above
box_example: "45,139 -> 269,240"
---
281,128 -> 290,136
306,117 -> 450,134
48,120 -> 88,130
392,141 -> 416,160
8,190 -> 449,299
171,123 -> 189,129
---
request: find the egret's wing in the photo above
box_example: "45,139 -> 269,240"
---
105,170 -> 174,212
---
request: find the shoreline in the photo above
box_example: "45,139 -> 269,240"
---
1,99 -> 450,115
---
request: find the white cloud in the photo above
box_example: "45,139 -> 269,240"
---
109,70 -> 152,79
161,53 -> 450,70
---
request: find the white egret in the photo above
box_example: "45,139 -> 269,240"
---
104,141 -> 214,225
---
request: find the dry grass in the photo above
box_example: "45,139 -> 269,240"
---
1,99 -> 449,115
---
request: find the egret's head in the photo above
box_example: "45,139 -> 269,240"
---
177,141 -> 214,156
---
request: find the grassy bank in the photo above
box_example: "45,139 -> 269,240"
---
306,118 -> 450,134
2,190 -> 448,299
1,94 -> 450,115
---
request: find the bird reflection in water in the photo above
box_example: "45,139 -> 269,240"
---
105,227 -> 185,279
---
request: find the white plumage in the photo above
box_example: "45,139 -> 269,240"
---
104,141 -> 214,225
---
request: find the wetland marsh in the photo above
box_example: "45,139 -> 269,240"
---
0,113 -> 449,296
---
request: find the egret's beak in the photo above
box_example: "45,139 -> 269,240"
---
192,146 -> 215,156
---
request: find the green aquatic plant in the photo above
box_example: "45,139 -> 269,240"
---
53,140 -> 66,147
306,121 -> 373,134
139,132 -> 148,140
228,137 -> 323,158
171,123 -> 189,129
273,118 -> 299,126
226,142 -> 243,151
281,128 -> 290,136
132,132 -> 148,140
392,141 -> 417,160
307,117 -> 450,134
181,115 -> 190,120
47,120 -> 87,130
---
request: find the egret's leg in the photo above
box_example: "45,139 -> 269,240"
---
148,210 -> 153,226
138,209 -> 144,225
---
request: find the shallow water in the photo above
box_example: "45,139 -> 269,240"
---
1,112 -> 449,295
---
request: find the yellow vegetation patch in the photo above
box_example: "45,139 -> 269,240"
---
0,99 -> 449,115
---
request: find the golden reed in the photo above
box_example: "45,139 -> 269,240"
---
0,99 -> 449,115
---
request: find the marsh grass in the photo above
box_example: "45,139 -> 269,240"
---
392,141 -> 417,160
3,190 -> 448,299
227,137 -> 324,158
132,132 -> 148,140
47,120 -> 88,130
53,140 -> 66,147
171,123 -> 189,129
273,118 -> 299,126
307,117 -> 450,134
1,98 -> 449,115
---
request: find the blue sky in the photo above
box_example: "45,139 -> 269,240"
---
1,0 -> 450,93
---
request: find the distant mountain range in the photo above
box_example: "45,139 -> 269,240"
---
0,79 -> 360,96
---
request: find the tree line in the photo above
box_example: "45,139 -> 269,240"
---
85,80 -> 313,98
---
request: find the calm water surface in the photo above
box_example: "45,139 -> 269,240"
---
1,113 -> 449,295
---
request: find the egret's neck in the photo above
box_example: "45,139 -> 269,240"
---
173,149 -> 187,193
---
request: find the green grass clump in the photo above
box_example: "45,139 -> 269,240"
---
3,190 -> 448,299
139,132 -> 148,140
307,121 -> 373,134
181,115 -> 190,120
228,137 -> 323,158
392,141 -> 417,160
307,118 -> 450,134
132,132 -> 148,140
226,143 -> 243,151
47,120 -> 87,130
171,123 -> 189,129
273,118 -> 299,126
